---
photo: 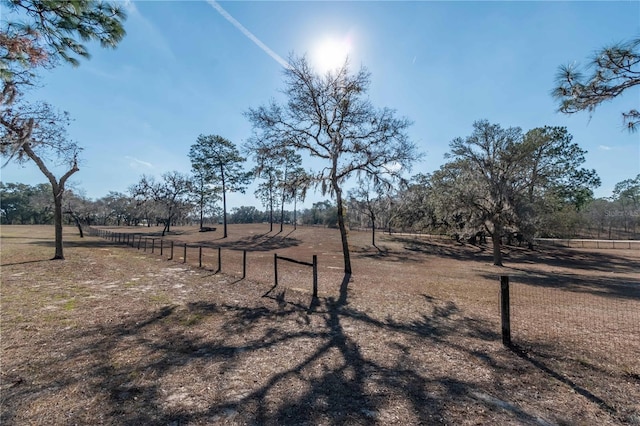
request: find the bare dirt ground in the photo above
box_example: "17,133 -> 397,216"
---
1,224 -> 639,425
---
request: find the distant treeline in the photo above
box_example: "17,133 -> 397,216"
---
1,180 -> 638,240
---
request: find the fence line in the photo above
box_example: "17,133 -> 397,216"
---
274,253 -> 318,298
500,275 -> 640,372
534,238 -> 640,249
86,227 -> 316,296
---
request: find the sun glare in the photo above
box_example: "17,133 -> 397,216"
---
312,36 -> 352,73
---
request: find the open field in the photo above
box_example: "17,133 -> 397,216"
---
1,224 -> 639,425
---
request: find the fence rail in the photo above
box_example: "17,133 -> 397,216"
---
274,253 -> 318,298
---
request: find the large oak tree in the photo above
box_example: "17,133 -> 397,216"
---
431,120 -> 599,266
246,56 -> 418,274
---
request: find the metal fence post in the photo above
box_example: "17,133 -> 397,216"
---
183,243 -> 187,263
199,246 -> 202,268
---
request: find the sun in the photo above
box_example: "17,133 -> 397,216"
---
311,35 -> 352,73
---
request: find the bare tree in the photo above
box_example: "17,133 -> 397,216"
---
250,143 -> 281,232
553,36 -> 640,131
1,101 -> 80,259
131,172 -> 192,236
246,55 -> 418,274
249,140 -> 306,233
348,179 -> 387,247
1,0 -> 126,259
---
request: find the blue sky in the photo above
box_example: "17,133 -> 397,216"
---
3,0 -> 639,209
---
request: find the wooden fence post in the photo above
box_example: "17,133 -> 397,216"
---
169,241 -> 174,260
199,246 -> 202,268
242,250 -> 247,279
274,253 -> 278,286
500,275 -> 511,347
160,239 -> 163,256
216,247 -> 221,273
144,238 -> 147,252
151,238 -> 155,254
183,243 -> 187,263
312,254 -> 318,298
137,235 -> 141,250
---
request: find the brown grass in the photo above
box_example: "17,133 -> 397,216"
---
1,224 -> 639,425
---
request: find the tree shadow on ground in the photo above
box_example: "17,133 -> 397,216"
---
510,245 -> 639,274
24,238 -> 131,250
379,236 -> 495,263
3,274 -> 618,425
196,233 -> 302,251
480,269 -> 640,300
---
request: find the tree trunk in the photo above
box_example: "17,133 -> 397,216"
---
199,194 -> 204,229
221,164 -> 228,238
52,185 -> 64,259
66,210 -> 84,238
280,189 -> 285,233
22,143 -> 78,260
334,186 -> 352,274
269,186 -> 273,232
492,223 -> 503,266
371,211 -> 376,246
293,198 -> 297,230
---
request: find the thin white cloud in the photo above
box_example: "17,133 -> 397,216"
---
599,145 -> 613,151
206,0 -> 290,69
125,156 -> 153,169
122,0 -> 138,15
124,0 -> 175,61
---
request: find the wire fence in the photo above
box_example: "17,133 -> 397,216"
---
86,227 -> 318,297
88,227 -> 639,373
501,275 -> 640,373
534,238 -> 640,249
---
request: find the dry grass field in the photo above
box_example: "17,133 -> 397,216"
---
1,224 -> 639,425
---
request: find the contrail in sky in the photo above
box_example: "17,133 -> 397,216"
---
206,0 -> 291,69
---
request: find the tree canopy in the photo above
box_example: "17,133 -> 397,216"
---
189,134 -> 251,238
1,0 -> 126,83
431,120 -> 600,266
246,55 -> 419,274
